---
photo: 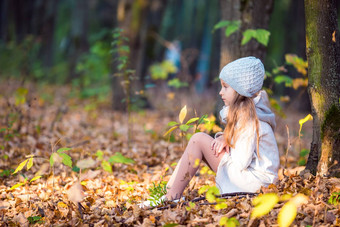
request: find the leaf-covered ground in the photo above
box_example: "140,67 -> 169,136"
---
0,81 -> 339,226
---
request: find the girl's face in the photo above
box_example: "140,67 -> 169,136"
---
219,80 -> 237,106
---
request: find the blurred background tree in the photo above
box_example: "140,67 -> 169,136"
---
0,0 -> 339,112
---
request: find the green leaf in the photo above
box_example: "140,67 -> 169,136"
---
241,29 -> 270,46
27,216 -> 42,224
251,193 -> 279,218
198,185 -> 211,195
108,152 -> 135,164
102,160 -> 112,173
300,149 -> 310,157
168,78 -> 188,89
27,157 -> 33,170
186,117 -> 199,125
206,186 -> 220,203
12,159 -> 28,175
163,224 -> 178,227
298,159 -> 306,166
163,126 -> 178,137
198,114 -> 208,125
10,182 -> 25,190
241,29 -> 256,45
213,20 -> 231,30
119,45 -> 130,53
225,21 -> 241,37
96,150 -> 104,161
179,124 -> 190,132
254,29 -> 270,46
57,147 -> 72,153
167,121 -> 179,127
274,75 -> 292,86
72,166 -> 80,172
58,152 -> 73,168
220,217 -> 240,227
29,175 -> 42,183
50,153 -> 57,167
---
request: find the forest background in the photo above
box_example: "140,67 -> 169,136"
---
0,0 -> 340,226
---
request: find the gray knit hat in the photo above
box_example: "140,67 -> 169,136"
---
219,56 -> 265,97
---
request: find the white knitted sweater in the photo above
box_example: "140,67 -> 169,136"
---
215,90 -> 280,193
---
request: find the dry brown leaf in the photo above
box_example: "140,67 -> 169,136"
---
13,212 -> 29,227
66,182 -> 84,203
80,170 -> 101,181
76,158 -> 97,169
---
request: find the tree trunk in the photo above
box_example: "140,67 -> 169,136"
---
220,0 -> 273,68
112,0 -> 151,111
304,0 -> 340,177
0,0 -> 9,41
68,0 -> 89,81
40,0 -> 58,68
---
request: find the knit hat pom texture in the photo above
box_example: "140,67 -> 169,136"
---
219,56 -> 265,97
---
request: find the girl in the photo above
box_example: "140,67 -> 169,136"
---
141,56 -> 280,207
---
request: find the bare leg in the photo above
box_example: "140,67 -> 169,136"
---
166,132 -> 225,200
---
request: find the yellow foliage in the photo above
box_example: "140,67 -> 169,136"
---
179,105 -> 187,124
278,194 -> 308,227
251,193 -> 279,218
12,159 -> 29,175
278,201 -> 296,227
194,158 -> 200,168
292,78 -> 308,90
298,114 -> 313,136
285,54 -> 308,76
58,202 -> 68,208
167,92 -> 175,100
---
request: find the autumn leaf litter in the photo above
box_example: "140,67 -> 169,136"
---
0,84 -> 339,226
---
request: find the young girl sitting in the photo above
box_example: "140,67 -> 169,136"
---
141,56 -> 280,207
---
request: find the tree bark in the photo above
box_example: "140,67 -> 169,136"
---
0,0 -> 9,41
112,0 -> 154,111
220,0 -> 273,68
304,0 -> 340,177
68,0 -> 89,81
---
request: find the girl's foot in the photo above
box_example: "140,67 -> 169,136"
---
138,195 -> 167,208
138,195 -> 185,208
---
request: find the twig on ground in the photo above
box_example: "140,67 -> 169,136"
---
156,192 -> 258,210
283,125 -> 290,177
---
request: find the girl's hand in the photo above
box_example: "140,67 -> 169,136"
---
211,136 -> 229,157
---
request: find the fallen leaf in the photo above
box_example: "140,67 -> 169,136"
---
66,182 -> 84,203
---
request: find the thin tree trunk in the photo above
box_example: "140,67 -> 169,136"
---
68,0 -> 89,81
304,0 -> 340,177
41,0 -> 58,68
0,0 -> 9,41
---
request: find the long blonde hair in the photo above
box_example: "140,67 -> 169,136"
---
224,93 -> 260,157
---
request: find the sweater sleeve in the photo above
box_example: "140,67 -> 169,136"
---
224,126 -> 257,171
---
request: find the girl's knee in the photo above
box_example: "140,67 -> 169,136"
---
189,132 -> 209,144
